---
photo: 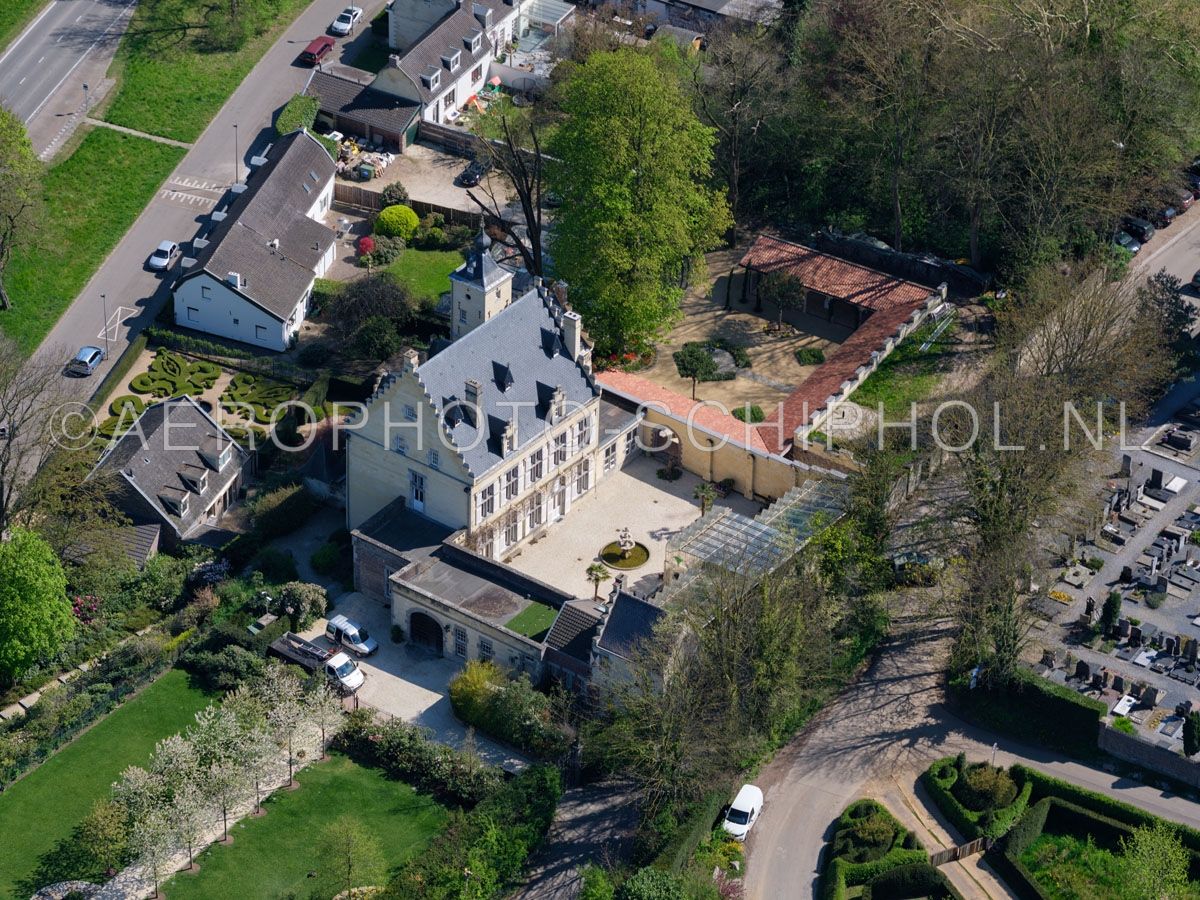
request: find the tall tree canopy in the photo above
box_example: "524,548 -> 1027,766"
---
0,527 -> 72,686
0,107 -> 42,311
549,48 -> 730,355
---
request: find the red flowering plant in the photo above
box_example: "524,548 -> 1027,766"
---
357,235 -> 376,255
71,595 -> 101,625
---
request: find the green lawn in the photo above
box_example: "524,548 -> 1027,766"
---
0,0 -> 46,53
0,669 -> 212,899
164,753 -> 448,899
103,0 -> 313,143
385,249 -> 464,303
1019,833 -> 1133,900
505,602 -> 558,642
0,128 -> 183,353
851,315 -> 956,418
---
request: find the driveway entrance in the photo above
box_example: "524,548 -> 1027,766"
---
409,610 -> 443,654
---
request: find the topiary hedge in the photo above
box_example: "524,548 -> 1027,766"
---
374,204 -> 420,240
127,350 -> 221,399
860,862 -> 960,900
819,800 -> 928,900
922,756 -> 1032,841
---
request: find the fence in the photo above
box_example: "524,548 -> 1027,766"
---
418,120 -> 484,158
929,837 -> 991,867
333,182 -> 481,224
1098,721 -> 1200,790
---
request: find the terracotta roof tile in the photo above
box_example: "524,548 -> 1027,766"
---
739,235 -> 932,313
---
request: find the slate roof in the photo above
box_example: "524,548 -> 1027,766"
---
543,602 -> 602,677
451,232 -> 511,292
597,591 -> 664,661
303,70 -> 421,136
394,1 -> 505,104
409,289 -> 600,477
89,398 -> 249,541
740,235 -> 933,313
179,129 -> 336,320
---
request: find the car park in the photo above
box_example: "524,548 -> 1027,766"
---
326,614 -> 379,656
299,35 -> 336,66
1122,216 -> 1156,243
147,240 -> 179,270
1113,231 -> 1141,255
722,784 -> 764,840
458,157 -> 492,187
66,346 -> 105,377
330,6 -> 363,36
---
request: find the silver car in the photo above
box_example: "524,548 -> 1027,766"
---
330,6 -> 362,35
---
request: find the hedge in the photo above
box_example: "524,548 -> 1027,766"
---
947,667 -> 1105,756
819,800 -> 928,900
859,862 -> 961,900
448,660 -> 570,760
921,756 -> 1032,840
275,93 -> 318,136
652,789 -> 729,874
91,331 -> 149,408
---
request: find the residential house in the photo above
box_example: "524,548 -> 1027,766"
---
173,129 -> 337,351
88,398 -> 251,547
303,66 -> 422,151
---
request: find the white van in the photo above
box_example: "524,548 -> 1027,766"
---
326,614 -> 379,657
722,784 -> 764,840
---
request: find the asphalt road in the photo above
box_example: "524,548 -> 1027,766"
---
28,0 -> 385,390
0,0 -> 133,124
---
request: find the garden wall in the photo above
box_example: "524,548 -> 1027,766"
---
1097,723 -> 1200,790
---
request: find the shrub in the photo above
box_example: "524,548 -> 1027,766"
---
254,547 -> 298,583
310,543 -> 342,576
1112,716 -> 1136,735
311,278 -> 342,316
795,347 -> 826,365
861,863 -> 957,900
357,235 -> 376,256
731,404 -> 764,423
449,660 -> 570,759
362,233 -> 405,267
181,644 -> 265,692
616,868 -> 686,900
380,181 -> 409,206
375,204 -> 420,240
581,865 -> 616,900
276,93 -> 319,136
354,316 -> 403,359
279,581 -> 328,629
251,483 -> 320,539
954,763 -> 1018,812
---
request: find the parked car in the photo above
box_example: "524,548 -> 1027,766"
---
1185,172 -> 1200,200
66,345 -> 105,377
721,784 -> 764,840
1141,203 -> 1177,228
458,157 -> 491,187
330,6 -> 362,36
326,614 -> 379,656
147,239 -> 179,270
269,631 -> 364,693
1168,187 -> 1194,212
1122,216 -> 1156,243
1112,231 -> 1141,255
299,35 -> 336,66
1192,269 -> 1200,291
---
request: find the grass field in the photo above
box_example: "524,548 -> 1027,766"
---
0,127 -> 183,353
163,753 -> 448,899
505,602 -> 558,642
0,0 -> 46,53
0,669 -> 212,899
386,249 -> 465,303
851,315 -> 956,418
103,0 -> 312,143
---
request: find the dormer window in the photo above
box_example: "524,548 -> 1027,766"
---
218,445 -> 231,470
441,50 -> 461,71
464,31 -> 483,53
422,68 -> 441,90
180,465 -> 208,494
159,489 -> 190,517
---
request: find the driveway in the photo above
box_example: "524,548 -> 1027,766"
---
744,610 -> 1200,900
300,591 -> 529,771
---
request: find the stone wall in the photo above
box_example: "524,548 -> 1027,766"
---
1098,723 -> 1200,789
353,534 -> 408,601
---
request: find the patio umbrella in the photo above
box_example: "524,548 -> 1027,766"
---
489,76 -> 502,86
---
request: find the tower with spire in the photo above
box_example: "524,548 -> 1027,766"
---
449,227 -> 514,339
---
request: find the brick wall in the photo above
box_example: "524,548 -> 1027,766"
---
353,537 -> 407,601
1098,723 -> 1200,789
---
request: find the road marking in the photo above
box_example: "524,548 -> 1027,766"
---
0,0 -> 59,70
75,13 -> 83,22
18,77 -> 25,85
23,0 -> 137,124
98,306 -> 137,342
37,56 -> 44,63
159,188 -> 217,210
56,35 -> 62,42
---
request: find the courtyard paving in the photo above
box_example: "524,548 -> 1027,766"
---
504,455 -> 764,600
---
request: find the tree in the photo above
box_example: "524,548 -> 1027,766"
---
319,814 -> 387,898
672,343 -> 713,400
1101,591 -> 1123,636
330,274 -> 421,344
1184,712 -> 1200,759
170,777 -> 210,870
1139,270 -> 1195,349
1121,822 -> 1190,900
79,799 -> 129,876
755,270 -> 806,325
279,581 -> 328,629
190,704 -> 250,841
261,663 -> 308,786
549,48 -> 730,355
130,808 -> 175,899
0,527 -> 72,686
586,562 -> 611,600
308,681 -> 346,757
693,482 -> 716,515
0,106 -> 42,311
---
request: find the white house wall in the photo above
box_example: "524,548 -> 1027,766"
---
174,273 -> 295,352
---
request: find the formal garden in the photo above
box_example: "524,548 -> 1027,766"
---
818,798 -> 960,900
923,757 -> 1200,900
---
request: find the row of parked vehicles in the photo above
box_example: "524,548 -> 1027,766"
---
267,613 -> 378,694
1115,169 -> 1200,256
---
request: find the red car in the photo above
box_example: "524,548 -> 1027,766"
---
299,35 -> 335,66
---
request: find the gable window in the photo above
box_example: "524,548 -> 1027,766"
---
504,466 -> 520,501
232,317 -> 239,325
428,449 -> 440,470
477,483 -> 495,520
459,307 -> 467,323
392,435 -> 408,455
255,324 -> 267,341
200,285 -> 212,300
552,433 -> 568,466
527,448 -> 543,482
186,306 -> 199,322
404,404 -> 417,421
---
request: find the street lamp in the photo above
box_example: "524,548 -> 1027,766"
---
82,82 -> 89,115
100,292 -> 109,359
233,123 -> 239,185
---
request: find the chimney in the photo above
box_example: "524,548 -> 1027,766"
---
402,348 -> 419,373
387,54 -> 402,69
563,311 -> 582,361
502,417 -> 517,453
550,385 -> 565,423
226,271 -> 242,288
552,280 -> 568,308
465,378 -> 481,410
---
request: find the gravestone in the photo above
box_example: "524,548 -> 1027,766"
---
1143,686 -> 1164,707
1041,649 -> 1057,669
1113,674 -> 1126,693
1064,652 -> 1077,673
1166,636 -> 1179,657
1131,681 -> 1147,699
1130,625 -> 1143,647
1085,597 -> 1097,619
1118,618 -> 1132,639
1076,660 -> 1092,681
1179,634 -> 1189,656
1092,671 -> 1105,690
1187,637 -> 1199,663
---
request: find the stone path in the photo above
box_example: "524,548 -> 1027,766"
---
83,117 -> 194,149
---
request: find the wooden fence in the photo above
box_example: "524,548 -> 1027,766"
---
929,836 -> 991,867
